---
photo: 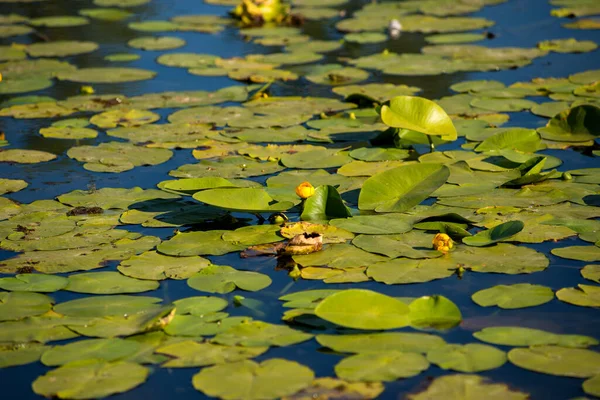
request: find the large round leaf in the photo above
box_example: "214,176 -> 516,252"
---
212,320 -> 313,347
473,326 -> 599,348
408,295 -> 462,329
508,346 -> 600,377
192,359 -> 314,400
65,271 -> 159,294
0,274 -> 68,292
426,343 -> 507,372
408,374 -> 529,400
41,338 -> 141,366
156,340 -> 267,368
193,188 -> 293,212
32,359 -> 149,399
381,96 -> 457,141
358,163 -> 450,212
57,68 -> 156,83
187,265 -> 271,294
335,351 -> 429,382
316,332 -> 446,354
314,289 -> 410,330
472,284 -> 554,309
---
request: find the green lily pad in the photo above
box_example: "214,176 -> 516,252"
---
0,274 -> 68,292
0,24 -> 33,38
0,77 -> 53,94
32,359 -> 149,399
314,289 -> 410,330
556,284 -> 600,307
285,378 -> 384,400
57,67 -> 156,83
584,375 -> 600,397
408,374 -> 529,400
330,214 -> 412,234
156,340 -> 267,368
41,338 -> 142,366
67,142 -> 172,172
474,128 -> 543,153
192,359 -> 314,400
105,53 -> 140,62
128,36 -> 186,50
118,251 -> 211,280
335,351 -> 429,382
427,343 -> 506,372
381,96 -> 457,141
293,243 -> 388,269
39,127 -> 98,139
316,332 -> 446,354
367,258 -> 456,284
508,346 -> 600,377
222,225 -> 283,246
90,109 -> 160,129
582,264 -> 600,283
0,342 -> 50,368
173,296 -> 228,316
300,185 -> 352,221
426,32 -> 487,44
463,220 -> 524,246
64,271 -> 159,294
0,292 -> 53,321
54,295 -> 162,318
193,187 -> 293,213
552,245 -> 600,261
353,230 -> 442,259
306,66 -> 370,86
187,265 -> 271,294
29,16 -> 89,27
164,315 -> 249,337
473,326 -> 599,348
0,149 -> 56,164
344,32 -> 388,44
408,295 -> 462,329
538,38 -> 598,53
58,187 -> 178,210
470,98 -> 537,112
537,105 -> 600,142
358,163 -> 450,212
158,230 -> 245,256
212,320 -> 313,347
472,283 -> 554,309
0,314 -> 80,344
0,178 -> 28,195
280,148 -> 352,169
26,41 -> 98,57
79,8 -> 133,21
333,83 -> 421,103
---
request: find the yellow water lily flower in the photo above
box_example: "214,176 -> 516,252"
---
432,233 -> 453,254
295,181 -> 315,199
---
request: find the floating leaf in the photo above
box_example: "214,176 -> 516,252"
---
472,284 -> 554,309
128,36 -> 186,51
538,38 -> 598,53
67,142 -> 172,172
381,96 -> 457,141
316,332 -> 446,354
508,346 -> 600,377
463,220 -> 524,246
408,295 -> 462,329
192,359 -> 314,400
314,289 -> 410,330
212,320 -> 313,347
300,185 -> 352,221
193,187 -> 293,213
187,265 -> 271,294
0,149 -> 56,164
408,374 -> 529,400
26,41 -> 98,57
158,230 -> 245,256
64,271 -> 159,294
32,359 -> 149,399
552,245 -> 600,261
538,105 -> 600,142
556,284 -> 600,307
367,258 -> 456,284
41,338 -> 141,366
584,375 -> 600,398
582,264 -> 600,283
0,292 -> 53,321
0,274 -> 68,292
54,295 -> 162,318
335,351 -> 429,382
0,342 -> 50,368
157,340 -> 267,368
427,343 -> 506,372
358,163 -> 450,212
118,251 -> 211,280
57,67 -> 156,83
90,109 -> 160,129
474,326 -> 599,348
330,214 -> 412,235
282,378 -> 383,400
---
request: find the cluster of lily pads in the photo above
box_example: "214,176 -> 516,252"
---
1,0 -> 600,398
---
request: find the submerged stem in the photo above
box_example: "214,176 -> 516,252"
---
428,135 -> 435,152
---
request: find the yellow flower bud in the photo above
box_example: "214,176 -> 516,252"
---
295,181 -> 315,199
432,233 -> 453,254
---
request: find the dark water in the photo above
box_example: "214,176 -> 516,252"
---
1,0 -> 599,399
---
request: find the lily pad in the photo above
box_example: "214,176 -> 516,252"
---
463,220 -> 524,246
408,295 -> 462,329
508,346 -> 600,377
39,127 -> 98,139
552,245 -> 600,261
193,187 -> 293,213
29,16 -> 89,27
32,359 -> 149,399
118,251 -> 211,280
0,178 -> 28,195
473,326 -> 599,348
0,274 -> 68,292
79,8 -> 133,21
584,375 -> 600,398
282,378 -> 383,400
54,295 -> 162,318
556,284 -> 600,307
26,41 -> 98,57
335,351 -> 429,382
0,292 -> 53,321
57,67 -> 156,83
408,374 -> 529,400
316,332 -> 446,354
0,342 -> 50,368
212,320 -> 313,347
472,284 -> 554,309
41,338 -> 141,366
582,264 -> 600,283
314,289 -> 410,330
367,258 -> 456,284
65,271 -> 159,294
330,214 -> 412,234
157,340 -> 267,368
427,343 -> 507,372
128,36 -> 186,50
538,38 -> 598,53
192,359 -> 314,400
187,265 -> 271,294
537,105 -> 600,142
293,243 -> 388,269
0,149 -> 56,164
158,230 -> 246,256
90,109 -> 160,128
358,163 -> 450,212
67,142 -> 172,172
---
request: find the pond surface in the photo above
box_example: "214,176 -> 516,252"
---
1,0 -> 600,399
